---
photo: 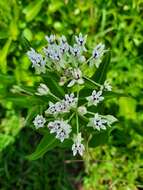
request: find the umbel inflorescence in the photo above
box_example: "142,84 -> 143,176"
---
27,34 -> 116,156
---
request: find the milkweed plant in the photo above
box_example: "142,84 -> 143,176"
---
26,33 -> 118,158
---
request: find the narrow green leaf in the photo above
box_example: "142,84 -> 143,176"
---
93,51 -> 111,84
27,133 -> 59,160
4,95 -> 44,108
104,115 -> 118,124
89,130 -> 110,148
104,91 -> 129,99
42,72 -> 65,97
20,36 -> 31,52
23,0 -> 44,22
0,134 -> 14,152
0,38 -> 12,73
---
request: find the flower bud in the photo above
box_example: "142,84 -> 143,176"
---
78,106 -> 87,115
35,83 -> 50,96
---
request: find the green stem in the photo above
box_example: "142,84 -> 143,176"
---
87,111 -> 95,116
78,114 -> 89,122
83,76 -> 101,87
49,92 -> 61,101
68,112 -> 75,122
76,112 -> 79,134
85,57 -> 92,64
76,88 -> 80,133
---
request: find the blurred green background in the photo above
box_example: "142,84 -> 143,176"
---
0,0 -> 143,189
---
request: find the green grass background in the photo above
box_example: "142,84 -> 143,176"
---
0,0 -> 143,189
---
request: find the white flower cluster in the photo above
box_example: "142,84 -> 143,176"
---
27,33 -> 106,87
28,34 -> 116,157
27,48 -> 46,74
72,133 -> 85,156
45,93 -> 77,115
48,120 -> 71,142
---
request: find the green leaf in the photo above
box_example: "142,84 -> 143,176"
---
0,74 -> 15,84
92,51 -> 111,84
0,134 -> 14,151
89,130 -> 110,148
4,95 -> 44,108
23,0 -> 44,22
20,36 -> 31,52
104,91 -> 129,99
104,115 -> 118,125
0,38 -> 12,73
42,72 -> 65,97
27,133 -> 59,160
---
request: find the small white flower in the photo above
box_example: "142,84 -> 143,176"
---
67,68 -> 84,87
72,133 -> 85,156
59,35 -> 67,44
56,121 -> 71,142
59,42 -> 69,54
92,43 -> 105,59
48,120 -> 61,134
45,102 -> 58,115
48,120 -> 71,142
64,93 -> 77,108
70,44 -> 81,57
49,49 -> 61,61
88,113 -> 107,131
91,43 -> 106,67
33,115 -> 46,129
43,47 -> 53,58
101,80 -> 112,91
45,34 -> 56,44
86,90 -> 104,106
75,33 -> 87,46
27,48 -> 46,73
55,101 -> 69,113
35,83 -> 50,96
75,33 -> 87,51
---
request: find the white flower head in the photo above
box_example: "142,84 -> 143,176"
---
91,43 -> 106,67
70,44 -> 81,57
88,113 -> 107,131
92,43 -> 105,59
33,115 -> 46,129
67,68 -> 84,87
59,42 -> 69,54
75,33 -> 87,46
35,83 -> 50,96
48,120 -> 61,134
64,93 -> 77,108
75,33 -> 87,51
43,46 -> 53,58
45,102 -> 58,115
86,90 -> 104,106
56,121 -> 72,142
59,35 -> 67,44
72,133 -> 85,156
101,80 -> 112,91
48,120 -> 71,142
27,48 -> 46,73
49,48 -> 62,61
55,101 -> 69,113
45,34 -> 56,44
